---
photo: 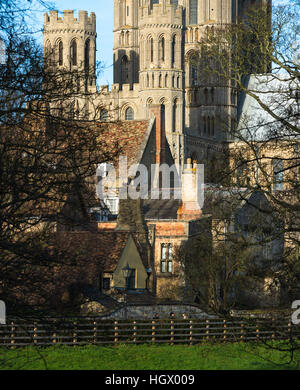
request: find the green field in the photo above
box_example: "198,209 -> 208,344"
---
0,342 -> 299,370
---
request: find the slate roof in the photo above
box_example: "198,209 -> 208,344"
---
236,74 -> 300,142
143,198 -> 182,220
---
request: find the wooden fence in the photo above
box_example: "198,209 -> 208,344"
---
0,317 -> 299,347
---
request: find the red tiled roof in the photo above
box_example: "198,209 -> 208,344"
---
55,231 -> 130,272
94,120 -> 153,169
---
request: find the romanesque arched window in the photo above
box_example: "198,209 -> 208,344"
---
58,40 -> 63,66
207,116 -> 211,135
159,36 -> 165,63
159,74 -> 162,88
171,36 -> 176,67
172,99 -> 178,132
161,103 -> 165,132
70,39 -> 77,66
100,109 -> 108,121
150,37 -> 154,63
125,106 -> 134,120
190,59 -> 198,86
85,39 -> 90,71
189,0 -> 198,25
204,88 -> 209,104
121,55 -> 129,83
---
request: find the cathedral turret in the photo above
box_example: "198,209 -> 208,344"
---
43,10 -> 97,93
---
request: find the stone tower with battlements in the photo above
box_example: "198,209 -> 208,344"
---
43,0 -> 272,173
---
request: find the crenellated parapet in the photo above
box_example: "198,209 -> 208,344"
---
139,0 -> 183,26
44,10 -> 96,34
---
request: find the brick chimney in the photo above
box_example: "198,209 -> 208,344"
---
149,104 -> 165,165
177,158 -> 203,220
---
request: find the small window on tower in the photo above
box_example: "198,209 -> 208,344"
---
125,107 -> 134,121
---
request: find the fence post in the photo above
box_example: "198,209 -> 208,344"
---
33,322 -> 38,345
133,321 -> 137,344
10,321 -> 15,348
73,321 -> 77,345
170,320 -> 174,345
93,320 -> 97,344
240,321 -> 244,342
151,320 -> 156,343
206,319 -> 210,341
271,318 -> 275,341
223,320 -> 227,341
256,320 -> 260,341
114,321 -> 118,344
288,321 -> 292,342
189,320 -> 193,345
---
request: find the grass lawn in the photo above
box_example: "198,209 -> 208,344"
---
0,342 -> 299,370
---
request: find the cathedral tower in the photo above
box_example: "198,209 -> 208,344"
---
43,11 -> 97,93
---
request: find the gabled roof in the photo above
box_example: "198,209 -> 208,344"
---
94,118 -> 155,169
54,231 -> 132,272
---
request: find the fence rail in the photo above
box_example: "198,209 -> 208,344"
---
0,317 -> 299,347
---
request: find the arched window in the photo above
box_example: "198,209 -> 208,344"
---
150,37 -> 154,63
125,107 -> 134,120
159,74 -> 162,88
211,88 -> 215,103
100,109 -> 108,121
177,76 -> 180,89
191,62 -> 198,86
70,39 -> 77,66
189,0 -> 198,25
171,36 -> 176,67
121,55 -> 129,83
146,99 -> 153,117
84,39 -> 90,71
120,31 -> 124,45
165,74 -> 168,88
172,99 -> 178,132
58,40 -> 63,66
147,74 -> 150,88
207,116 -> 210,135
159,36 -> 165,63
161,103 -> 165,132
204,88 -> 209,104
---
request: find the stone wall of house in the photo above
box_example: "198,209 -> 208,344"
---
100,303 -> 215,320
